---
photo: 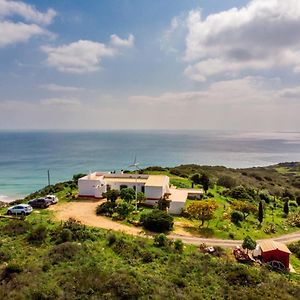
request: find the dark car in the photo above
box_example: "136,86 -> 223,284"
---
28,198 -> 51,209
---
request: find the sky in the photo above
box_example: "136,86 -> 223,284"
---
0,0 -> 299,131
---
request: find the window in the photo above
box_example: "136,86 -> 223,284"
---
141,186 -> 145,193
133,186 -> 136,191
107,185 -> 111,191
120,185 -> 128,190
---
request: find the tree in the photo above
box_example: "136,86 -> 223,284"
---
137,192 -> 145,204
200,173 -> 210,193
258,201 -> 264,224
232,200 -> 257,220
120,188 -> 135,203
157,193 -> 171,211
186,199 -> 218,226
284,199 -> 289,216
103,189 -> 120,203
242,236 -> 256,253
190,174 -> 201,187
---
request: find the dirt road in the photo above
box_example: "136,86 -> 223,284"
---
50,200 -> 300,248
49,200 -> 141,235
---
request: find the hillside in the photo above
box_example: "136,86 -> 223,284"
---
0,216 -> 299,299
143,162 -> 300,198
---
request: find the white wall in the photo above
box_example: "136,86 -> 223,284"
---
169,201 -> 185,215
145,186 -> 163,199
78,179 -> 100,197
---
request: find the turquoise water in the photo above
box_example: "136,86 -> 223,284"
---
0,130 -> 300,201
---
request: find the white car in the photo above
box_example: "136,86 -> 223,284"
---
7,204 -> 33,215
44,195 -> 58,204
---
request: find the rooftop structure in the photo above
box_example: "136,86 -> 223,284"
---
78,172 -> 170,200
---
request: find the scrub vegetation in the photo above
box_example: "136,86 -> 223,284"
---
0,214 -> 299,299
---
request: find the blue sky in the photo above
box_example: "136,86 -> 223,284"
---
0,0 -> 299,130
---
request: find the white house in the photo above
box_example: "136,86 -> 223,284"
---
78,172 -> 170,203
78,171 -> 203,214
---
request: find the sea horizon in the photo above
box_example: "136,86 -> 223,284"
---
0,129 -> 300,201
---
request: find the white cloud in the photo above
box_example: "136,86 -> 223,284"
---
110,34 -> 134,47
0,0 -> 56,25
41,40 -> 116,74
40,83 -> 85,92
129,77 -> 299,106
0,20 -> 47,47
40,97 -> 81,107
0,1 -> 56,48
183,0 -> 300,81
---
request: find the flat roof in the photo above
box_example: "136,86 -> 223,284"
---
79,173 -> 169,188
104,177 -> 148,184
145,175 -> 168,187
260,240 -> 291,254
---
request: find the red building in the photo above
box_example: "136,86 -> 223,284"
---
259,240 -> 291,269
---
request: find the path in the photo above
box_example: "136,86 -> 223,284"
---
50,200 -> 300,248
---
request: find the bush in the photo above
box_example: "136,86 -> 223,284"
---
174,239 -> 184,253
105,270 -> 141,299
107,232 -> 117,246
3,220 -> 32,235
217,175 -> 237,188
140,209 -> 174,233
60,218 -> 94,241
27,225 -> 48,244
49,242 -> 81,264
56,228 -> 73,244
263,223 -> 276,234
153,233 -> 169,248
103,189 -> 120,202
289,201 -> 298,207
231,211 -> 244,224
120,188 -> 135,203
286,212 -> 300,227
227,185 -> 254,201
289,241 -> 300,259
96,201 -> 116,216
114,200 -> 134,219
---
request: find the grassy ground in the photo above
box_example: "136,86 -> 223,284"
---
173,186 -> 300,240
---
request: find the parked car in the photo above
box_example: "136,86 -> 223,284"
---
44,195 -> 58,204
7,204 -> 33,215
28,198 -> 51,209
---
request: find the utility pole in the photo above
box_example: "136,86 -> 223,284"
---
47,169 -> 51,186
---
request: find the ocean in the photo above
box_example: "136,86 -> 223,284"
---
0,130 -> 300,201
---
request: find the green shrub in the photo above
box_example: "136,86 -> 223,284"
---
96,201 -> 116,216
60,218 -> 94,241
289,241 -> 300,259
217,175 -> 237,188
49,242 -> 81,264
3,220 -> 32,235
263,223 -> 276,234
120,188 -> 135,203
140,209 -> 174,233
174,239 -> 184,253
27,225 -> 48,244
105,270 -> 141,299
56,228 -> 73,244
115,200 -> 134,219
107,232 -> 117,245
230,211 -> 244,224
153,233 -> 169,248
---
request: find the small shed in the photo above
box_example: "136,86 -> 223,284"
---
259,240 -> 291,269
